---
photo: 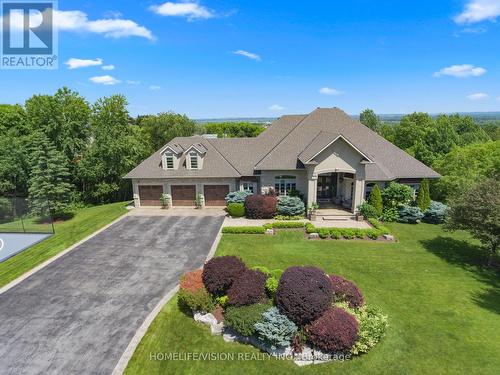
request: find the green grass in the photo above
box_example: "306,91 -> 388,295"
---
0,216 -> 54,233
0,201 -> 128,288
125,223 -> 500,375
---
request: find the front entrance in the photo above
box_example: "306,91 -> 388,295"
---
317,174 -> 337,200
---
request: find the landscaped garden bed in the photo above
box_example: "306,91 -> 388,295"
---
178,256 -> 388,366
222,218 -> 395,241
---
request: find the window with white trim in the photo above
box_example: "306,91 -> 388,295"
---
165,152 -> 174,169
189,151 -> 198,169
274,175 -> 296,195
242,182 -> 254,193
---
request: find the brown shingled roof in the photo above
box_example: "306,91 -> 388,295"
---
125,108 -> 440,181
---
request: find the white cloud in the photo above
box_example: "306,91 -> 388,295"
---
149,85 -> 161,90
269,104 -> 284,111
89,75 -> 121,85
150,2 -> 214,20
454,0 -> 500,24
232,50 -> 261,61
126,80 -> 141,85
319,87 -> 343,95
434,64 -> 486,78
3,9 -> 155,40
65,58 -> 102,69
102,65 -> 115,70
467,92 -> 489,100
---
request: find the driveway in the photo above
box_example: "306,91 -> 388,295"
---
0,215 -> 224,375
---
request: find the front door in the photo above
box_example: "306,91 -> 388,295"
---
317,174 -> 337,199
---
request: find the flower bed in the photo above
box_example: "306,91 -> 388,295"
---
179,257 -> 388,366
222,219 -> 394,241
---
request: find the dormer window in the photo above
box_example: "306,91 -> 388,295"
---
165,153 -> 174,169
189,151 -> 199,169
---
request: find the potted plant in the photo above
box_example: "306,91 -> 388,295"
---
159,193 -> 170,209
195,193 -> 204,209
308,203 -> 319,221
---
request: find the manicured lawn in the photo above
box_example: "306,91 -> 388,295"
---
0,202 -> 128,288
125,224 -> 500,375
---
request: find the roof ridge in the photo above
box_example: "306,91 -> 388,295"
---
254,111 -> 315,168
207,138 -> 243,175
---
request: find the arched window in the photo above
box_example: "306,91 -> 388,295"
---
274,175 -> 296,195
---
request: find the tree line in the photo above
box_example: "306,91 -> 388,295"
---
359,109 -> 499,202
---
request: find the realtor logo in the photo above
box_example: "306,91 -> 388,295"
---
1,0 -> 58,69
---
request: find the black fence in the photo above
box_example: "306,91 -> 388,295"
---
0,197 -> 54,234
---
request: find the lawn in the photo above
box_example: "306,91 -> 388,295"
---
125,223 -> 500,375
0,201 -> 128,288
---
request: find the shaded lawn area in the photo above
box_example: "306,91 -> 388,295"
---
0,202 -> 128,288
126,223 -> 500,375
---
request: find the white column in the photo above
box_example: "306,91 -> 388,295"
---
307,175 -> 318,208
132,179 -> 140,207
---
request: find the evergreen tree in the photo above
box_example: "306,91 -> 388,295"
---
368,185 -> 383,216
416,179 -> 431,211
28,134 -> 72,219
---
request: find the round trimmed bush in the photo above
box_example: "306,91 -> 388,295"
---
225,190 -> 253,204
423,201 -> 448,224
306,307 -> 359,353
277,196 -> 305,216
275,266 -> 333,326
224,303 -> 270,336
202,256 -> 247,296
329,274 -> 365,308
227,202 -> 245,217
227,269 -> 267,306
245,195 -> 277,219
398,205 -> 424,224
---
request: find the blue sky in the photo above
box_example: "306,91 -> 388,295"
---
1,0 -> 500,118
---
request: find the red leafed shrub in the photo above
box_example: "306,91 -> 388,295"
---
245,195 -> 277,219
306,307 -> 359,353
202,256 -> 247,295
227,269 -> 267,306
179,269 -> 204,293
329,275 -> 365,308
275,266 -> 333,326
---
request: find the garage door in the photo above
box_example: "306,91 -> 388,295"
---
171,185 -> 196,206
138,185 -> 163,206
204,185 -> 229,206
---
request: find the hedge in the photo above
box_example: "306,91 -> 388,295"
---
222,226 -> 267,234
263,221 -> 305,229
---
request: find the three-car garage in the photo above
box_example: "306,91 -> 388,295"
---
137,183 -> 230,207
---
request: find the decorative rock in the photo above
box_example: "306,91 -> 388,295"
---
210,322 -> 224,335
193,312 -> 217,326
265,228 -> 274,235
383,234 -> 395,241
308,232 -> 320,239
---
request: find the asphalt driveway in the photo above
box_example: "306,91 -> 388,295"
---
0,215 -> 224,375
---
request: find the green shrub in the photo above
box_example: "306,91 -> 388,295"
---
354,228 -> 365,239
224,303 -> 270,336
368,218 -> 390,234
265,276 -> 279,297
254,307 -> 298,349
269,269 -> 283,280
358,202 -> 378,218
398,205 -> 424,224
330,229 -> 342,239
222,226 -> 266,234
274,214 -> 305,220
342,228 -> 356,239
305,223 -> 318,234
226,190 -> 252,204
263,221 -> 304,229
318,228 -> 330,239
251,265 -> 270,274
366,229 -> 381,240
227,202 -> 245,217
335,302 -> 389,355
423,201 -> 448,224
381,207 -> 399,222
416,179 -> 431,211
215,295 -> 229,307
369,185 -> 383,216
178,289 -> 215,312
277,196 -> 305,216
382,182 -> 414,209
